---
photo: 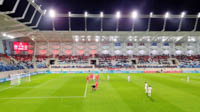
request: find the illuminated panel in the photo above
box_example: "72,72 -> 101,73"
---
52,50 -> 59,55
13,42 -> 29,51
39,50 -> 47,55
90,50 -> 97,54
65,50 -> 72,55
78,50 -> 84,55
27,50 -> 33,55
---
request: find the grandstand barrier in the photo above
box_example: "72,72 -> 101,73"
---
144,71 -> 158,73
1,68 -> 200,83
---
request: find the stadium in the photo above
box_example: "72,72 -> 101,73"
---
0,0 -> 200,112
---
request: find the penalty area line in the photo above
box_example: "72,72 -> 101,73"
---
84,81 -> 89,98
0,96 -> 84,100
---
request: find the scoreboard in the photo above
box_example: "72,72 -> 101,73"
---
13,42 -> 29,51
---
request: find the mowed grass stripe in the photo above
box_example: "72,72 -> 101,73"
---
141,73 -> 200,112
0,74 -> 52,99
81,74 -> 133,112
143,73 -> 200,96
0,73 -> 200,112
32,74 -> 86,112
115,73 -> 187,112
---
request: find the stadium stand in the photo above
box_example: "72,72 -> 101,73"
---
1,53 -> 200,72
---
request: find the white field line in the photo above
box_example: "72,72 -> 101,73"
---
84,81 -> 89,98
0,86 -> 14,92
0,75 -> 49,92
0,96 -> 84,100
14,87 -> 37,89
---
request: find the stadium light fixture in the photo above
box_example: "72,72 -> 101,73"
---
181,12 -> 186,18
44,10 -> 47,15
100,12 -> 104,18
116,11 -> 121,19
165,12 -> 170,18
84,11 -> 88,18
131,11 -> 138,19
150,12 -> 153,18
68,12 -> 71,17
198,12 -> 200,18
87,36 -> 91,41
2,33 -> 6,37
75,38 -> 79,42
7,35 -> 15,39
32,0 -> 35,3
95,38 -> 99,42
49,9 -> 56,18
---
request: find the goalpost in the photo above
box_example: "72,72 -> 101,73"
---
10,74 -> 21,86
24,73 -> 31,82
10,73 -> 31,85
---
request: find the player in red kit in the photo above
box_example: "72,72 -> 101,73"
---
95,81 -> 98,89
96,74 -> 100,81
86,76 -> 89,82
90,74 -> 93,80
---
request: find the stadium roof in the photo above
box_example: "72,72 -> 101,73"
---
0,14 -> 33,37
0,0 -> 200,42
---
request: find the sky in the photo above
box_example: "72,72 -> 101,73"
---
0,0 -> 200,31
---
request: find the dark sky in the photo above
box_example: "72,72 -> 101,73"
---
0,0 -> 200,31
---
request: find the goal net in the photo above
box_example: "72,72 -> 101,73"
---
10,74 -> 21,86
23,73 -> 31,82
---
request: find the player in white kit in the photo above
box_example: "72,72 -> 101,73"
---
145,82 -> 148,94
187,75 -> 190,82
93,74 -> 96,81
148,85 -> 152,97
107,75 -> 110,80
128,75 -> 130,82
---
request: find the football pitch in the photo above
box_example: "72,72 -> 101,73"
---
0,73 -> 200,112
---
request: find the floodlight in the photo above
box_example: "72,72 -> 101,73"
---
198,12 -> 200,18
7,35 -> 15,39
68,12 -> 71,17
165,12 -> 170,18
2,33 -> 6,37
84,11 -> 88,17
49,9 -> 56,18
44,10 -> 47,15
87,37 -> 91,41
100,12 -> 104,18
150,12 -> 153,18
181,12 -> 186,18
95,38 -> 99,42
116,11 -> 121,19
31,38 -> 35,41
75,38 -> 79,42
32,0 -> 35,3
131,11 -> 138,19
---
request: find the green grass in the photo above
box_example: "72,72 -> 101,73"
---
0,73 -> 200,112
